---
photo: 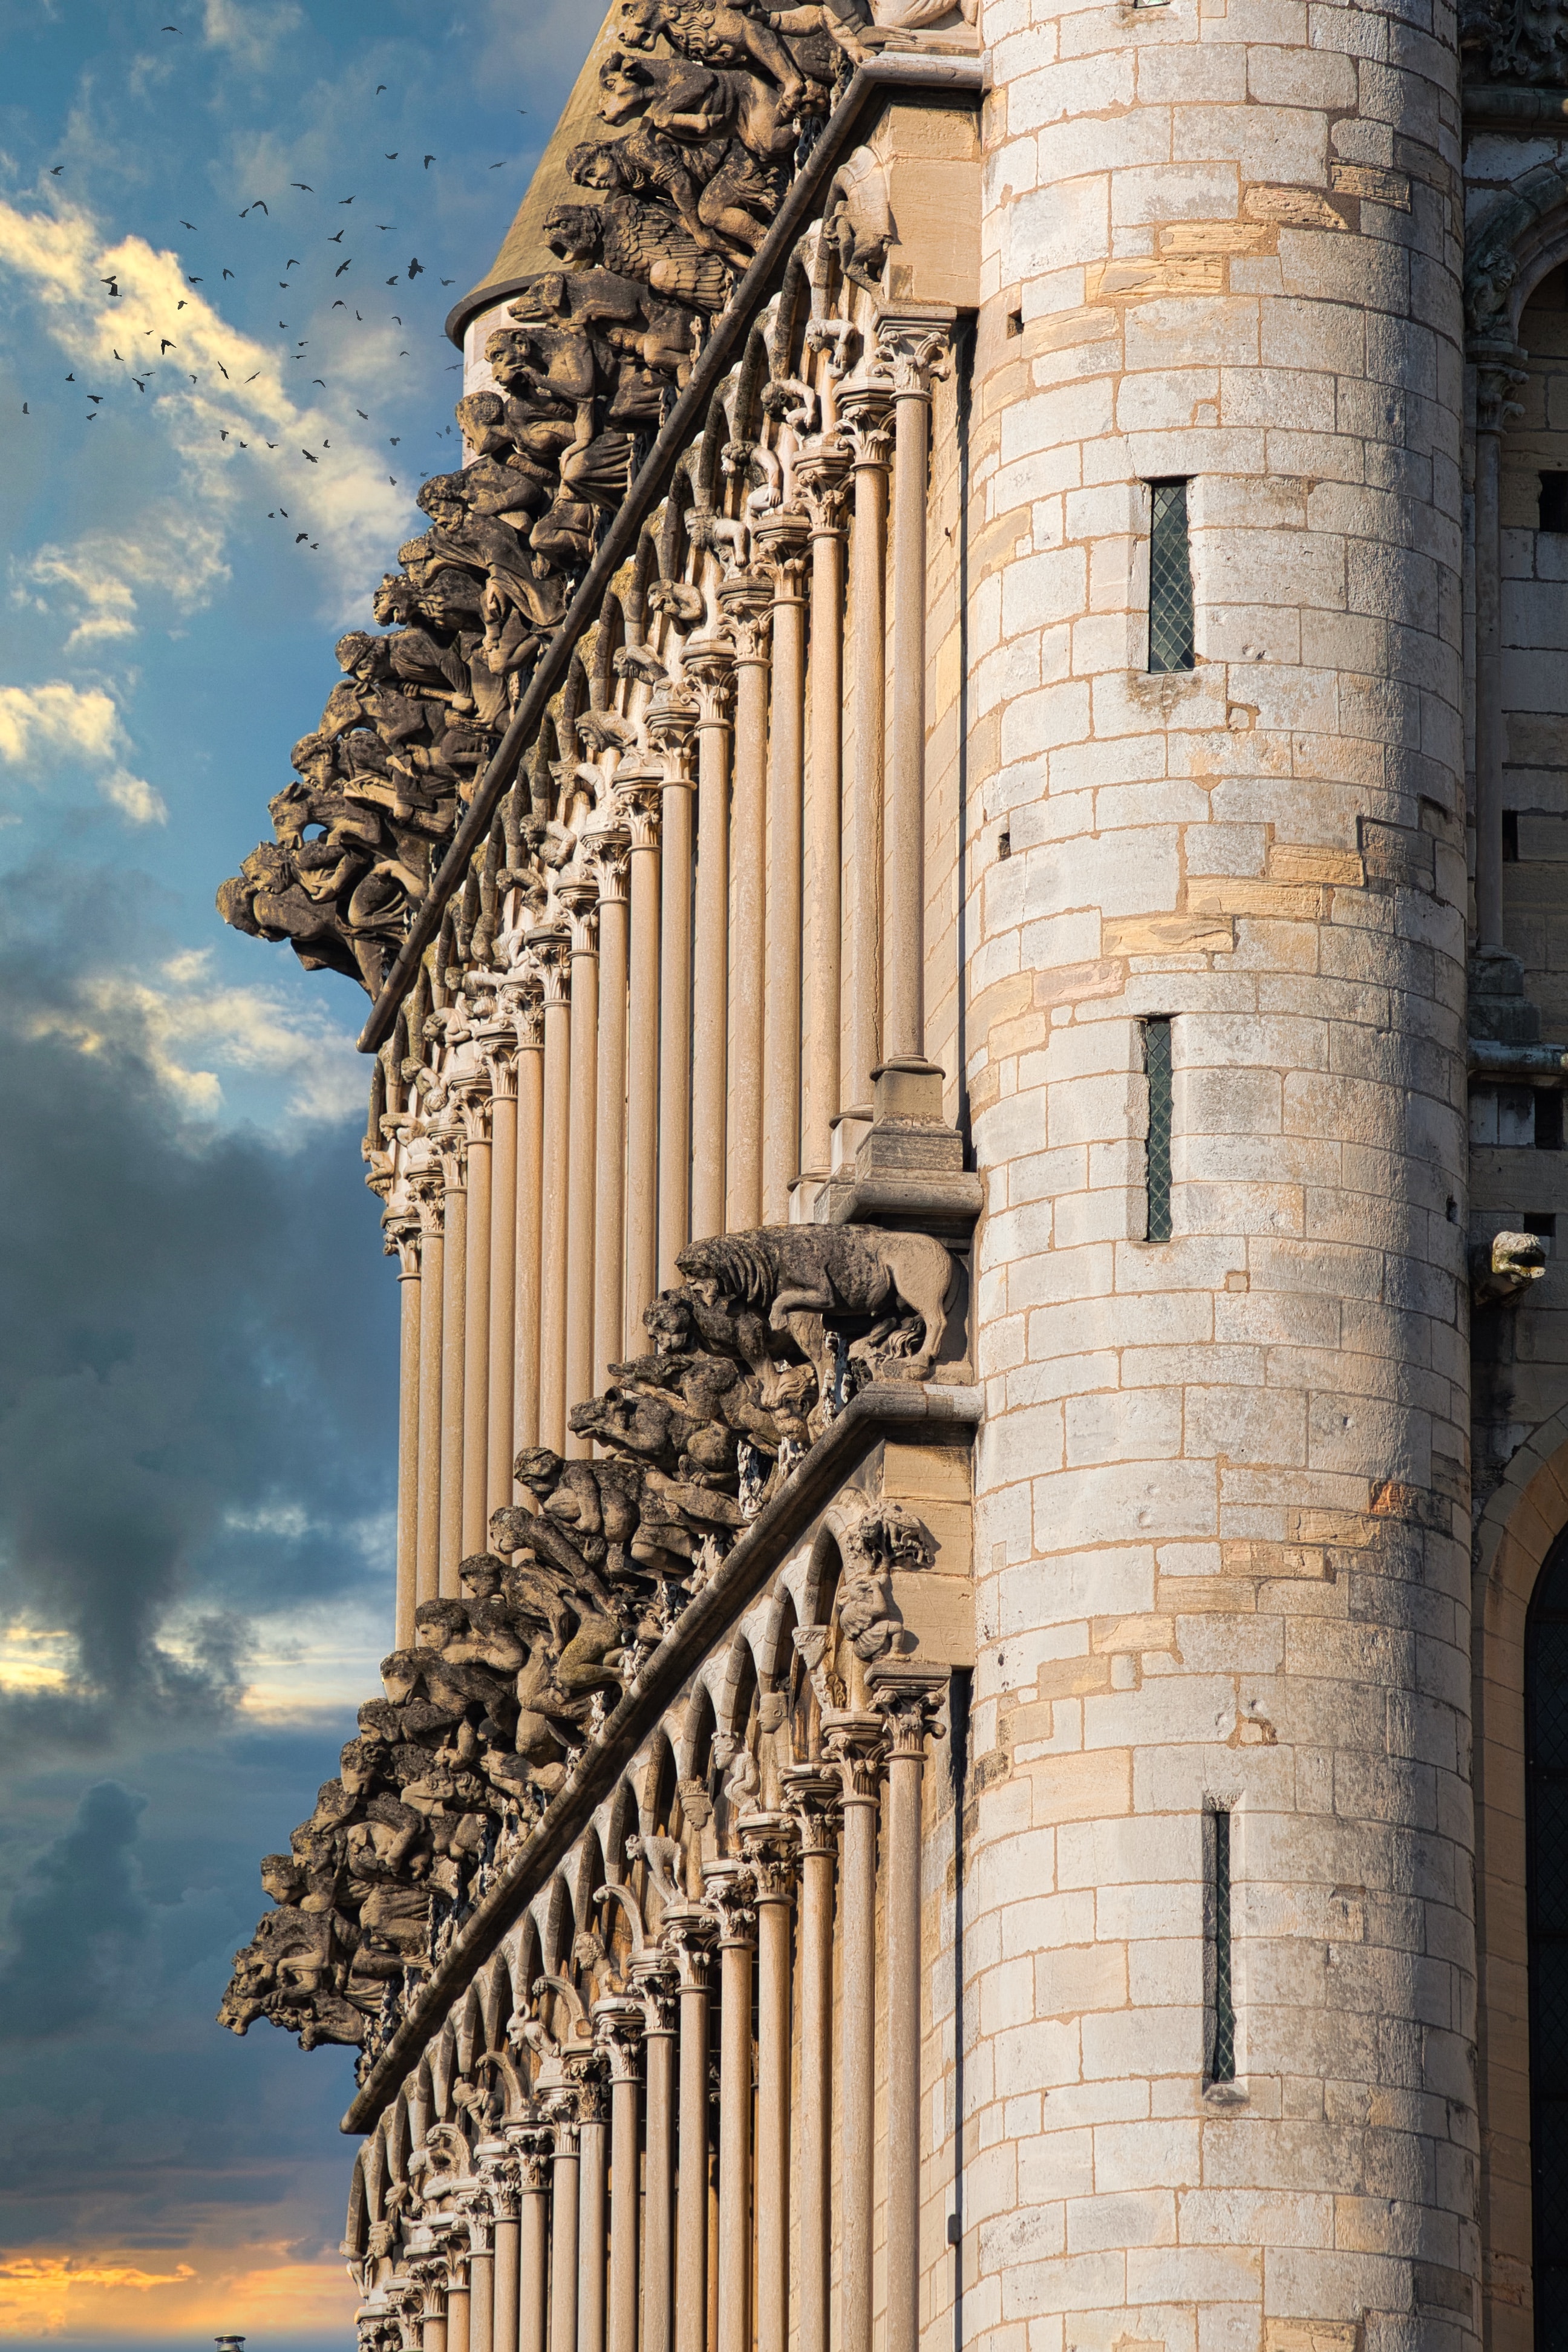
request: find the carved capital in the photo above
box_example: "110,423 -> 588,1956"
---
701,1858 -> 757,1945
620,777 -> 664,851
434,1125 -> 468,1193
592,1993 -> 645,2081
590,833 -> 632,904
534,934 -> 571,1007
751,506 -> 811,591
738,1809 -> 799,1900
1474,348 -> 1527,435
659,1899 -> 717,1987
822,1708 -> 886,1802
779,1765 -> 840,1857
685,639 -> 736,726
647,693 -> 698,787
838,379 -> 895,466
558,872 -> 601,958
794,440 -> 852,533
867,1659 -> 948,1755
506,2123 -> 554,2194
874,302 -> 958,399
476,2153 -> 521,2220
384,1210 -> 423,1278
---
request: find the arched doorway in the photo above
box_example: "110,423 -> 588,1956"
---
1528,1530 -> 1568,2339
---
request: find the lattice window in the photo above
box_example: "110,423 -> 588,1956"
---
1208,1808 -> 1236,2084
1143,1016 -> 1172,1244
1148,479 -> 1195,673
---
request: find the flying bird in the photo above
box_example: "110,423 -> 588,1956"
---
133,377 -> 147,391
296,531 -> 308,541
441,278 -> 454,284
21,402 -> 27,413
188,273 -> 202,282
323,437 -> 330,446
339,196 -> 353,204
385,152 -> 398,160
490,161 -> 505,168
217,361 -> 229,379
177,299 -> 186,308
356,408 -> 368,417
65,372 -> 73,381
376,83 -> 387,93
180,219 -> 197,229
385,274 -> 398,286
279,320 -> 287,328
114,348 -> 123,359
313,377 -> 325,385
292,182 -> 313,192
407,256 -> 423,276
50,164 -> 64,174
377,223 -> 394,230
301,448 -> 318,462
223,267 -> 234,278
285,258 -> 300,269
160,337 -> 175,350
390,475 -> 397,483
328,230 -> 345,242
102,277 -> 119,295
162,22 -> 180,29
219,428 -> 229,440
87,393 -> 103,403
390,436 -> 400,445
423,155 -> 436,168
245,371 -> 259,381
332,298 -> 345,307
335,259 -> 351,275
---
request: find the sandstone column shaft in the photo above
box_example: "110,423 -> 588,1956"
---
727,621 -> 770,1230
753,1871 -> 793,2345
493,2210 -> 520,2352
550,2133 -> 580,2352
794,1824 -> 834,2352
883,335 -> 942,1069
462,1117 -> 491,1557
486,1076 -> 518,1521
415,1215 -> 443,1605
762,547 -> 806,1220
577,2105 -> 607,2352
593,864 -> 630,1394
538,973 -> 571,1456
564,912 -> 599,1452
520,2175 -> 549,2352
716,1922 -> 753,2352
803,500 -> 845,1176
438,1158 -> 467,1598
881,1717 -> 933,2352
837,1757 -> 878,2352
470,2248 -> 494,2352
690,668 -> 733,1241
843,405 -> 890,1114
675,1970 -> 710,2352
513,1022 -> 544,1468
640,2009 -> 676,2352
625,805 -> 661,1351
607,2066 -> 639,2352
657,765 -> 694,1287
394,1238 -> 422,1646
448,2278 -> 471,2352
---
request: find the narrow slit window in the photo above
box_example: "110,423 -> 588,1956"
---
1148,478 -> 1195,673
1208,1808 -> 1236,2084
1541,471 -> 1568,533
1142,1015 -> 1172,1243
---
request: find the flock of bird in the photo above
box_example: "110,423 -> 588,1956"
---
22,46 -> 533,553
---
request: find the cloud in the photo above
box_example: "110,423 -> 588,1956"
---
0,682 -> 120,765
0,683 -> 166,827
0,193 -> 408,613
30,947 -> 366,1126
0,1783 -> 153,2040
201,0 -> 307,67
20,513 -> 230,648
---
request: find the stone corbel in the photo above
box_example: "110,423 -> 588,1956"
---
1471,1228 -> 1549,1305
872,301 -> 956,398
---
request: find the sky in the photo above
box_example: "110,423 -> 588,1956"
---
0,3 -> 599,2344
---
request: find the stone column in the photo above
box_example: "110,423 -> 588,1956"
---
688,641 -> 735,1243
825,1717 -> 883,2352
652,693 -> 697,1287
482,2154 -> 521,2352
468,2210 -> 495,2352
874,307 -> 953,1088
511,990 -> 544,1466
869,1670 -> 944,2352
721,579 -> 772,1232
795,448 -> 850,1185
411,1160 -> 444,1609
457,1079 -> 492,1560
633,1959 -> 678,2352
593,1999 -> 644,2352
837,384 -> 893,1128
386,1209 -> 423,1647
481,1030 -> 519,1523
416,2258 -> 449,2352
754,511 -> 809,1223
703,1863 -> 756,2352
547,2108 -> 580,2352
535,937 -> 571,1456
780,1769 -> 836,2352
560,878 -> 600,1451
515,2132 -> 552,2352
575,2078 -> 607,2352
446,2235 -> 471,2352
740,1816 -> 798,2344
436,1122 -> 468,1599
590,834 -> 630,1395
623,777 -> 662,1351
661,1903 -> 716,2352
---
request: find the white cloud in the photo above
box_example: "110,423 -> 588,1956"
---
0,681 -> 166,825
99,768 -> 168,825
0,191 -> 409,618
202,0 -> 306,68
27,949 -> 367,1131
0,681 -> 120,765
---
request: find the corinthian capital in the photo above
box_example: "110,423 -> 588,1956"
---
873,301 -> 958,397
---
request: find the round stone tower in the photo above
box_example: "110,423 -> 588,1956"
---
962,3 -> 1475,2344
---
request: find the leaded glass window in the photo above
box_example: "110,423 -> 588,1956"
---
1143,1015 -> 1172,1243
1148,478 -> 1195,673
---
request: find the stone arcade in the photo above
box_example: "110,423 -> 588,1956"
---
215,0 -> 1568,2340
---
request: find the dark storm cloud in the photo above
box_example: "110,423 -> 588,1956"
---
0,851 -> 396,1736
0,1782 -> 151,2038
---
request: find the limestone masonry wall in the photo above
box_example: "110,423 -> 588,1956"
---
959,0 -> 1477,2345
